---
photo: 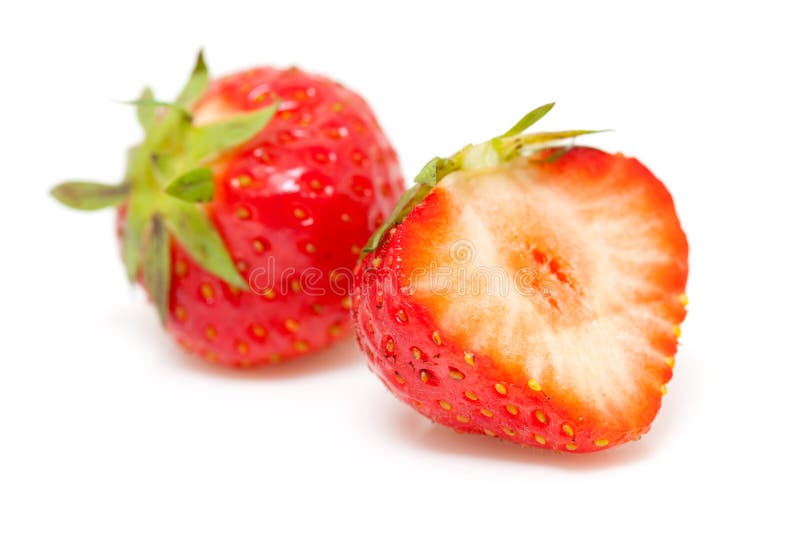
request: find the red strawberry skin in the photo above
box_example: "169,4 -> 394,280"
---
124,67 -> 404,366
352,147 -> 688,452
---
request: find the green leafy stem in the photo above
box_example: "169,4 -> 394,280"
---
50,51 -> 278,323
361,103 -> 606,256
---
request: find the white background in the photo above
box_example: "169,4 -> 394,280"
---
2,1 -> 798,532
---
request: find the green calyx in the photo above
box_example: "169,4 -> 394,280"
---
361,103 -> 606,256
51,51 -> 278,324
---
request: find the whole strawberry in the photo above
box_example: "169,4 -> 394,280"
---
352,104 -> 688,452
52,53 -> 403,366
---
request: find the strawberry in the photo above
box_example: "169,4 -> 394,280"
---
52,52 -> 403,367
352,104 -> 688,452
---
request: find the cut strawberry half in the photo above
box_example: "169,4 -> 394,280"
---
353,104 -> 688,452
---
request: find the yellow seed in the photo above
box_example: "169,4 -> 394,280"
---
341,296 -> 353,310
385,338 -> 395,353
371,257 -> 382,268
235,206 -> 251,219
251,324 -> 266,338
527,378 -> 542,392
464,351 -> 475,366
331,102 -> 344,112
484,429 -> 496,437
393,372 -> 405,385
565,443 -> 578,451
480,408 -> 493,418
350,244 -> 361,254
660,384 -> 668,396
174,306 -> 187,322
456,414 -> 470,423
594,438 -> 609,447
312,303 -> 324,314
535,409 -> 548,424
174,260 -> 188,277
290,279 -> 302,293
328,324 -> 341,337
293,340 -> 309,352
309,178 -> 322,190
262,288 -> 276,300
449,369 -> 464,380
411,347 -> 422,360
494,383 -> 508,395
237,341 -> 249,354
534,434 -> 546,445
464,391 -> 478,401
200,283 -> 214,300
679,293 -> 689,307
235,175 -> 253,188
205,326 -> 217,340
505,404 -> 519,416
432,331 -> 442,345
562,424 -> 574,437
439,400 -> 452,411
674,325 -> 682,339
351,150 -> 365,164
240,359 -> 252,368
269,354 -> 282,364
419,370 -> 432,383
395,309 -> 408,323
665,356 -> 675,368
252,239 -> 266,253
502,427 -> 516,436
293,208 -> 307,219
305,243 -> 317,254
284,319 -> 300,332
205,351 -> 217,362
341,213 -> 352,223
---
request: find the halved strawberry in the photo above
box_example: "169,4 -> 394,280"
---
352,104 -> 688,452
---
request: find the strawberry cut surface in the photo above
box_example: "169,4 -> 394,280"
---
353,147 -> 688,452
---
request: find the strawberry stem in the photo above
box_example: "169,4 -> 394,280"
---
361,104 -> 607,256
50,52 -> 278,324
